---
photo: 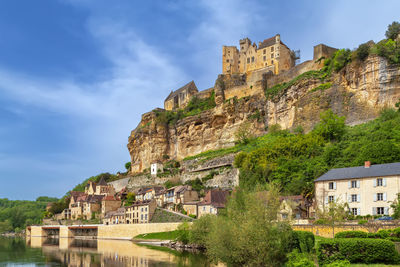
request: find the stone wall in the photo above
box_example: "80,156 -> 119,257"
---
108,177 -> 130,192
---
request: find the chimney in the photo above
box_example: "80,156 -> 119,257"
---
364,161 -> 371,168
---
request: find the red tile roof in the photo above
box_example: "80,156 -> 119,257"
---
198,189 -> 229,208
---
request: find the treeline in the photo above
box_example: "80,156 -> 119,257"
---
0,196 -> 58,233
235,108 -> 400,198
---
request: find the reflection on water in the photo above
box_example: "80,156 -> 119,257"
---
0,236 -> 212,267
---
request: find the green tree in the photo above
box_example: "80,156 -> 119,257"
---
206,186 -> 294,266
385,21 -> 400,40
125,161 -> 131,171
313,110 -> 346,141
124,192 -> 135,206
317,199 -> 349,238
234,121 -> 254,144
390,193 -> 400,219
354,42 -> 370,61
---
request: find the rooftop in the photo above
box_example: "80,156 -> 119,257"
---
165,81 -> 198,102
315,162 -> 400,182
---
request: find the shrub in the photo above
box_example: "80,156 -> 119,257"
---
374,39 -> 400,64
176,222 -> 190,244
285,250 -> 316,267
313,109 -> 346,141
189,214 -> 214,247
354,43 -> 371,61
289,231 -> 315,253
358,219 -> 368,225
317,238 -> 399,265
334,231 -> 368,239
125,162 -> 131,171
310,82 -> 332,93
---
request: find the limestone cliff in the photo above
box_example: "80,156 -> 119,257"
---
128,55 -> 400,173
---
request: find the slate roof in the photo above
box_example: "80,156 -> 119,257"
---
165,81 -> 198,102
97,177 -> 108,186
258,36 -> 276,49
315,162 -> 400,182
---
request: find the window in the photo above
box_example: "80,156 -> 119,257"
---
351,180 -> 357,188
226,59 -> 229,63
328,196 -> 334,203
329,182 -> 336,190
271,60 -> 274,64
377,178 -> 383,186
271,53 -> 274,58
263,49 -> 266,54
141,208 -> 143,212
203,206 -> 206,211
271,47 -> 274,52
145,214 -> 147,220
377,193 -> 383,201
351,208 -> 358,215
351,194 -> 357,202
377,207 -> 385,215
251,56 -> 254,63
141,214 -> 143,220
241,46 -> 244,50
247,58 -> 250,63
263,56 -> 266,61
238,60 -> 241,64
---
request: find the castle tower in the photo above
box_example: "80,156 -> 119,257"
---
222,46 -> 239,74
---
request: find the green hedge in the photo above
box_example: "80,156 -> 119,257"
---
317,238 -> 399,265
289,231 -> 315,253
334,228 -> 400,242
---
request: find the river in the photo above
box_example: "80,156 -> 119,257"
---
0,237 -> 214,266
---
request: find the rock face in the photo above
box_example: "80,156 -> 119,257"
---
128,56 -> 400,173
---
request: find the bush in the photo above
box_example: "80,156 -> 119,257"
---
313,109 -> 346,141
354,43 -> 371,61
332,49 -> 352,72
289,231 -> 315,253
334,231 -> 369,239
317,238 -> 399,265
358,219 -> 368,225
176,222 -> 190,244
189,215 -> 214,247
285,250 -> 316,267
374,39 -> 400,64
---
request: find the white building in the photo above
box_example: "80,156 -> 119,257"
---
150,162 -> 163,176
315,161 -> 400,216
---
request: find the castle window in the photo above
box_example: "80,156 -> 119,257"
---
247,58 -> 250,63
251,56 -> 254,63
226,59 -> 229,63
241,46 -> 244,50
271,47 -> 274,52
263,56 -> 266,61
238,60 -> 240,64
271,54 -> 274,58
271,60 -> 274,64
263,49 -> 266,54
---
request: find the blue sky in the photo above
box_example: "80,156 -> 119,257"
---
0,0 -> 399,200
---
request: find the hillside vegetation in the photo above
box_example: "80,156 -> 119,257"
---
186,108 -> 400,197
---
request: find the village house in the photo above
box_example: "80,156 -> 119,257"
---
125,199 -> 157,224
197,189 -> 229,218
164,185 -> 199,211
103,207 -> 126,225
101,195 -> 121,219
164,81 -> 198,110
315,161 -> 400,216
279,195 -> 314,221
136,186 -> 165,202
81,195 -> 104,220
222,34 -> 296,75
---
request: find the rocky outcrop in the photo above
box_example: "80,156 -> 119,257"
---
128,55 -> 400,173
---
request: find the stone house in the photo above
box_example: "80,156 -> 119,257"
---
82,195 -> 103,220
103,207 -> 126,225
125,199 -> 157,224
136,186 -> 165,202
182,202 -> 198,217
101,195 -> 121,219
197,189 -> 229,218
95,177 -> 115,196
279,195 -> 313,220
222,34 -> 296,75
84,181 -> 97,195
164,81 -> 198,110
164,185 -> 199,211
315,161 -> 400,217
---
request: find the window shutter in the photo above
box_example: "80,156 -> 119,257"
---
372,207 -> 376,215
333,182 -> 337,190
383,193 -> 387,201
373,179 -> 377,187
383,178 -> 387,187
373,194 -> 377,202
357,208 -> 361,216
348,195 -> 352,203
357,180 -> 360,188
348,181 -> 351,189
357,194 -> 361,203
334,195 -> 337,202
385,207 -> 389,215
325,197 -> 328,205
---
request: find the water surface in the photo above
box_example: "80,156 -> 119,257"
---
0,237 -> 211,267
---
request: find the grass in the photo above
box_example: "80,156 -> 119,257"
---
350,265 -> 400,266
134,230 -> 180,240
